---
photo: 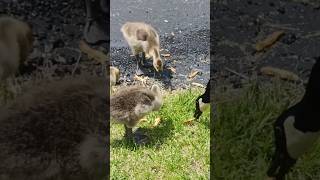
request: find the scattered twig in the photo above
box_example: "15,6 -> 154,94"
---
71,51 -> 82,76
225,67 -> 249,80
191,82 -> 205,88
264,23 -> 298,31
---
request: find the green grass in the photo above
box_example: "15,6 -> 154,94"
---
213,80 -> 320,180
111,88 -> 210,180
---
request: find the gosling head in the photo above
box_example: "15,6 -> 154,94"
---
153,58 -> 163,72
151,84 -> 163,111
151,48 -> 163,72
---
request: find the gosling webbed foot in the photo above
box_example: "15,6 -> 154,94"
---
135,58 -> 145,76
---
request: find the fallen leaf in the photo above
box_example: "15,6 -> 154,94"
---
260,66 -> 300,81
191,82 -> 205,88
167,67 -> 176,74
161,53 -> 171,57
152,117 -> 161,127
188,69 -> 200,79
79,40 -> 108,64
255,31 -> 285,52
184,118 -> 195,126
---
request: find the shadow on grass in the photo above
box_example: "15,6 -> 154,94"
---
111,118 -> 175,150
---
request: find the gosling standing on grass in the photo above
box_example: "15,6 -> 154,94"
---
0,16 -> 33,82
267,58 -> 320,180
111,84 -> 163,144
121,22 -> 163,76
194,79 -> 211,119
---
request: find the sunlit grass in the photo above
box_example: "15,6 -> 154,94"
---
111,88 -> 210,179
213,80 -> 320,179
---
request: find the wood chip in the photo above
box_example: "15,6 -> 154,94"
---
191,82 -> 205,88
183,118 -> 195,126
260,66 -> 300,81
167,67 -> 177,74
161,53 -> 171,57
79,40 -> 108,64
255,31 -> 285,52
188,69 -> 200,79
152,117 -> 161,127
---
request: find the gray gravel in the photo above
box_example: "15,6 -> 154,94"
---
110,0 -> 210,90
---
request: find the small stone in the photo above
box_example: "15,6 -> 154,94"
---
53,39 -> 65,49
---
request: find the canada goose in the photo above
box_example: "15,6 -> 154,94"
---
0,75 -> 108,180
111,84 -> 163,144
194,79 -> 211,119
0,16 -> 33,82
267,58 -> 320,180
121,22 -> 163,76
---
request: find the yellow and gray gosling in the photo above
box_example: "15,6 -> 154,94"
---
121,22 -> 163,76
111,84 -> 163,144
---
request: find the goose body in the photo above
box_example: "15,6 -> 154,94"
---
267,59 -> 320,180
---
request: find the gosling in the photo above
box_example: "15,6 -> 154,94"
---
0,16 -> 33,82
110,84 -> 163,144
121,22 -> 163,76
